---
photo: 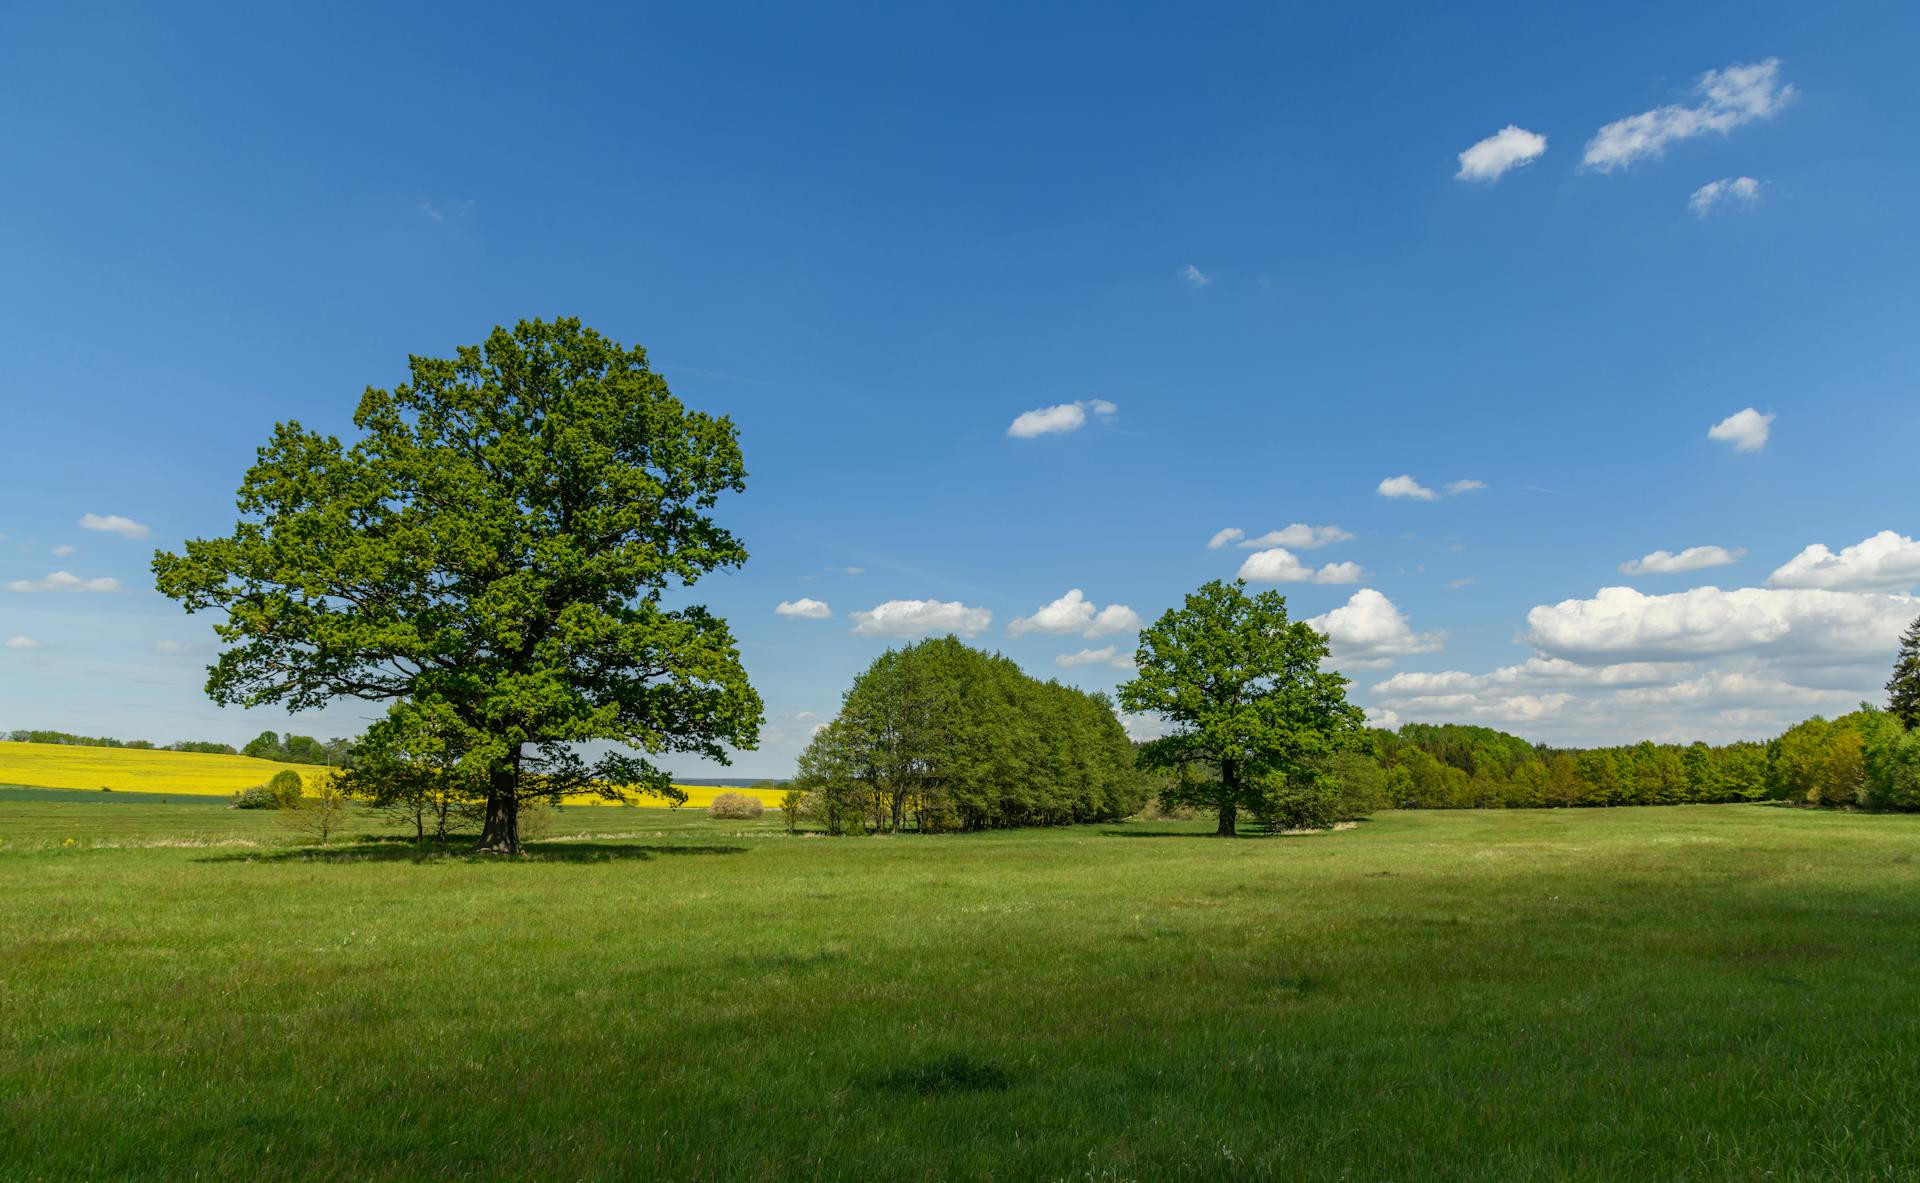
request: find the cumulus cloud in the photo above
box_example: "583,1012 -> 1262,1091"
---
1583,58 -> 1796,172
1006,398 -> 1118,439
850,598 -> 992,638
1010,589 -> 1141,639
775,598 -> 832,619
1377,475 -> 1435,501
1237,548 -> 1364,585
1369,653 -> 1868,745
1306,588 -> 1445,670
1207,527 -> 1245,550
1707,407 -> 1773,452
1055,645 -> 1135,671
1180,264 -> 1211,288
1455,125 -> 1548,182
1769,531 -> 1920,592
50,545 -> 74,557
1236,524 -> 1354,550
6,571 -> 123,594
1444,479 -> 1486,495
4,635 -> 38,649
1690,176 -> 1762,217
1522,585 -> 1919,664
79,513 -> 150,540
1619,545 -> 1745,576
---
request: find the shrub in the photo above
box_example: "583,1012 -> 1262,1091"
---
779,787 -> 809,833
1256,779 -> 1341,832
230,785 -> 279,809
707,791 -> 764,820
266,769 -> 306,808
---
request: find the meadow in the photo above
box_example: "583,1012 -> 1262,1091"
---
0,741 -> 784,809
3,790 -> 1917,1180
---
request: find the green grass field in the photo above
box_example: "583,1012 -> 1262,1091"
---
3,790 -> 1918,1181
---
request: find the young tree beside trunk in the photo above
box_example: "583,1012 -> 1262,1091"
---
153,318 -> 762,854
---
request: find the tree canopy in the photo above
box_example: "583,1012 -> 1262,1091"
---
793,635 -> 1147,832
1118,579 -> 1365,835
153,317 -> 762,853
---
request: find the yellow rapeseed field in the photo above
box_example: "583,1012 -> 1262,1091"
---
0,741 -> 785,808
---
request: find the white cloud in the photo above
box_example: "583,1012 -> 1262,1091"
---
1237,548 -> 1364,585
1619,545 -> 1745,576
1306,588 -> 1445,670
1455,125 -> 1548,182
6,571 -> 123,594
850,598 -> 992,638
4,635 -> 38,649
1055,645 -> 1135,671
1769,531 -> 1920,592
1010,589 -> 1140,639
153,640 -> 192,654
1118,711 -> 1172,742
1237,524 -> 1354,551
1369,653 -> 1870,745
1377,475 -> 1436,501
1583,58 -> 1796,172
1207,527 -> 1245,550
1086,603 -> 1142,637
1443,479 -> 1486,495
1445,578 -> 1476,590
775,598 -> 832,620
1522,585 -> 1918,664
50,545 -> 74,557
1707,407 -> 1773,452
78,513 -> 150,540
1006,398 -> 1117,439
1180,264 -> 1212,288
1689,176 -> 1762,217
1363,706 -> 1401,730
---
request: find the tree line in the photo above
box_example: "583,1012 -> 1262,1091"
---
1282,706 -> 1919,814
5,729 -> 239,754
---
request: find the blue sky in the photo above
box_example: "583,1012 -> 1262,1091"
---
3,3 -> 1917,777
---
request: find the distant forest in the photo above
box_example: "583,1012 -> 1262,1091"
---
3,728 -> 357,767
1332,710 -> 1915,811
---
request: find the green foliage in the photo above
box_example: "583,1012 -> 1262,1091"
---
1767,714 -> 1868,807
1254,777 -> 1341,832
1119,579 -> 1366,835
265,770 -> 306,808
283,773 -> 350,845
1889,614 -> 1920,730
796,636 -> 1146,833
241,730 -> 357,768
1861,707 -> 1920,810
336,700 -> 484,841
229,786 -> 279,809
152,318 -> 763,854
706,792 -> 764,819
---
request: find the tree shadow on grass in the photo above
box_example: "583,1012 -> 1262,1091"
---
1099,830 -> 1231,839
191,840 -> 750,865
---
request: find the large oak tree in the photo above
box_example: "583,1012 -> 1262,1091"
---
1119,579 -> 1364,835
154,318 -> 762,853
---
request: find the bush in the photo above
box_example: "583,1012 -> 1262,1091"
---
707,792 -> 764,820
230,786 -> 279,809
1256,779 -> 1341,832
779,787 -> 809,833
266,769 -> 306,807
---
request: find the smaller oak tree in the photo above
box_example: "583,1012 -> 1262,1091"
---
1119,579 -> 1365,836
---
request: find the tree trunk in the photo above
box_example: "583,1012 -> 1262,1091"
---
473,751 -> 522,854
1216,799 -> 1238,837
1217,759 -> 1239,837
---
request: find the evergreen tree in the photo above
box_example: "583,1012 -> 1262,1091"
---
1889,614 -> 1920,729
